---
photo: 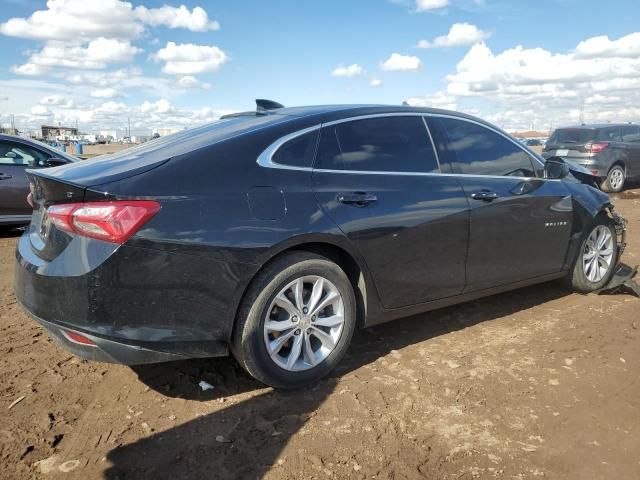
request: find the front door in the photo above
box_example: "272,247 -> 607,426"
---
0,141 -> 47,218
428,116 -> 573,291
312,115 -> 469,309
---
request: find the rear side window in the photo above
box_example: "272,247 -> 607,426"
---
548,129 -> 595,145
0,141 -> 49,167
272,129 -> 319,168
432,117 -> 536,177
621,125 -> 640,143
597,127 -> 621,142
315,116 -> 439,173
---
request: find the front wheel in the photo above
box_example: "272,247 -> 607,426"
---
569,215 -> 618,292
601,165 -> 626,193
232,252 -> 356,389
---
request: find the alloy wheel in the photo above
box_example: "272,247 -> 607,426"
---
582,225 -> 614,283
263,275 -> 345,372
608,168 -> 624,191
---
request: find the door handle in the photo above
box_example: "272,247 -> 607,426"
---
0,173 -> 12,180
470,191 -> 498,202
337,192 -> 377,206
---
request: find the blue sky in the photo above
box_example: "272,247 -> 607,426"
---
1,0 -> 639,134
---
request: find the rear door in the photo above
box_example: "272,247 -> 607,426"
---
428,116 -> 573,291
0,141 -> 50,217
312,114 -> 469,309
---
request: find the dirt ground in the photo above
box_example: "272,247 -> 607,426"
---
1,189 -> 639,480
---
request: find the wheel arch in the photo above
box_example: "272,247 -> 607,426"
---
230,236 -> 374,343
609,160 -> 626,173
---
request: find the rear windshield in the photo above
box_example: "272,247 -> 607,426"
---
548,129 -> 595,145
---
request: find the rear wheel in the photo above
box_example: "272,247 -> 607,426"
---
569,215 -> 617,292
601,164 -> 625,193
232,252 -> 356,389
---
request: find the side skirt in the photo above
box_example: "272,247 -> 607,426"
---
364,271 -> 567,327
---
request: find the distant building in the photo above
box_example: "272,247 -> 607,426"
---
41,125 -> 78,141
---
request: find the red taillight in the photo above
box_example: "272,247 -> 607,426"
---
588,143 -> 609,153
62,330 -> 97,347
47,200 -> 161,244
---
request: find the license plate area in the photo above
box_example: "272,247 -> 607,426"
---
556,149 -> 569,156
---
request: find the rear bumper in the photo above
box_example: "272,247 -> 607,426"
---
23,308 -> 192,364
14,232 -> 258,364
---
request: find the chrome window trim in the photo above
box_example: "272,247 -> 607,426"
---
422,116 -> 442,171
256,124 -> 321,171
256,111 -> 550,180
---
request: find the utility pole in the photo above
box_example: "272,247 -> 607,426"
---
127,117 -> 131,138
579,100 -> 585,125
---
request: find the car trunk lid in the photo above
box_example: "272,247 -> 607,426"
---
544,128 -> 597,161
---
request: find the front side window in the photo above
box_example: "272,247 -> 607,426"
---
272,129 -> 319,168
315,116 -> 439,173
432,118 -> 536,177
0,142 -> 49,167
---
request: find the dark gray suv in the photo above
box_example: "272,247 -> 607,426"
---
542,124 -> 640,192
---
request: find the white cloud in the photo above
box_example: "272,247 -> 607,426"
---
0,1 -> 219,41
417,23 -> 491,48
415,0 -> 449,11
332,64 -> 366,77
23,38 -> 141,70
154,42 -> 228,75
140,99 -> 174,114
135,5 -> 219,32
11,63 -> 48,76
405,32 -> 640,130
30,105 -> 52,116
177,76 -> 199,88
380,53 -> 422,71
90,88 -> 120,98
369,78 -> 383,87
574,32 -> 640,59
445,38 -> 640,99
0,0 -> 142,41
40,95 -> 74,108
405,91 -> 457,110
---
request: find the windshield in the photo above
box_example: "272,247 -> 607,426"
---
548,128 -> 595,145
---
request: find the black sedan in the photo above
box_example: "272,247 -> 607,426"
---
0,134 -> 76,225
14,103 -> 626,389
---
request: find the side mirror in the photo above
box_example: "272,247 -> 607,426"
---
46,157 -> 68,167
544,156 -> 570,179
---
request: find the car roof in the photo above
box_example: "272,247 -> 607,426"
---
273,104 -> 488,124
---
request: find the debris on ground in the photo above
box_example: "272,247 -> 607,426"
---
198,380 -> 215,391
7,395 -> 26,410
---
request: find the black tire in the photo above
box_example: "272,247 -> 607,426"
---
601,164 -> 626,193
569,215 -> 618,293
231,251 -> 356,389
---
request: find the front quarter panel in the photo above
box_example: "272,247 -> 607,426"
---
563,182 -> 613,269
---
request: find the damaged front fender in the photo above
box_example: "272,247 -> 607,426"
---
562,182 -> 627,270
